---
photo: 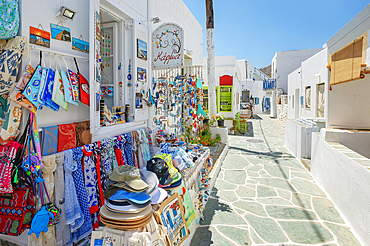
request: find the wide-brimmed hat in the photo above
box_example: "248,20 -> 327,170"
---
105,200 -> 148,213
139,169 -> 168,204
109,165 -> 149,191
109,190 -> 151,205
100,204 -> 152,221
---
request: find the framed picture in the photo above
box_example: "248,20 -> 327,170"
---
300,96 -> 304,108
135,93 -> 143,109
72,37 -> 89,53
29,26 -> 50,48
137,39 -> 147,60
50,24 -> 71,42
137,67 -> 146,82
155,192 -> 189,246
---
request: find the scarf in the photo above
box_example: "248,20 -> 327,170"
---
54,152 -> 71,246
63,149 -> 83,234
71,147 -> 93,243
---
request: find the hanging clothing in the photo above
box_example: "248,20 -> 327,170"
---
131,132 -> 139,168
140,129 -> 151,163
82,144 -> 99,229
100,138 -> 115,191
63,149 -> 83,237
123,133 -> 135,167
29,154 -> 57,246
93,141 -> 105,207
136,130 -> 145,169
114,135 -> 125,166
71,147 -> 93,243
54,152 -> 70,246
145,127 -> 155,157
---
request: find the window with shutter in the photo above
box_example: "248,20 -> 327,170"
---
329,32 -> 367,85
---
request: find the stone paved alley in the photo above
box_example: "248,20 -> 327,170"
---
191,114 -> 361,246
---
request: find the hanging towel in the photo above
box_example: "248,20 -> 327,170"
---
61,69 -> 78,106
58,123 -> 76,152
75,120 -> 91,147
39,67 -> 60,111
54,152 -> 70,246
82,144 -> 99,229
41,125 -> 58,156
9,63 -> 36,112
63,149 -> 84,233
22,65 -> 42,109
0,36 -> 26,95
52,54 -> 68,110
71,147 -> 93,243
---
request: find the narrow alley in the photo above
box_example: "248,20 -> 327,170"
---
191,114 -> 361,246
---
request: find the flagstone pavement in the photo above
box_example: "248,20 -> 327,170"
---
191,114 -> 362,246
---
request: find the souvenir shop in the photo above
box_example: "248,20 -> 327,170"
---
0,0 -> 226,246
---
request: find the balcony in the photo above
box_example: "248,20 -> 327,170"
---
263,79 -> 276,90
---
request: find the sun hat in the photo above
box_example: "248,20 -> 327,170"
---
147,157 -> 174,186
139,169 -> 168,204
107,198 -> 151,208
105,200 -> 147,213
108,190 -> 151,205
100,204 -> 152,221
109,165 -> 149,191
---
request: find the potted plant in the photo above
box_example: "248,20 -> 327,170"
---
203,116 -> 210,125
216,115 -> 225,127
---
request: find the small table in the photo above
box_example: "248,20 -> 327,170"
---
225,118 -> 248,135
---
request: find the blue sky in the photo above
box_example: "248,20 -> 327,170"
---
182,0 -> 370,68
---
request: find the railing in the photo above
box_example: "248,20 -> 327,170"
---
263,79 -> 276,90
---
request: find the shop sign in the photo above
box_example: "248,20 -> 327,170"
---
152,23 -> 184,69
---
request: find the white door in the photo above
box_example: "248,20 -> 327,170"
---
294,88 -> 299,119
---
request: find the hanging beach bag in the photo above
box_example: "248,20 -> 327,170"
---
52,54 -> 68,110
0,97 -> 22,144
74,58 -> 89,106
60,55 -> 77,106
67,68 -> 79,104
8,42 -> 36,112
22,51 -> 43,110
0,0 -> 20,40
38,53 -> 59,111
0,36 -> 26,95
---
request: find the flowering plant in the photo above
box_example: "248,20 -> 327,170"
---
215,115 -> 225,121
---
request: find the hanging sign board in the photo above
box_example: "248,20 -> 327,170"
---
152,23 -> 184,69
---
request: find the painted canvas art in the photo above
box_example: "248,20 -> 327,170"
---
137,67 -> 146,82
29,26 -> 50,48
72,38 -> 89,53
155,193 -> 188,246
50,24 -> 71,42
137,39 -> 147,60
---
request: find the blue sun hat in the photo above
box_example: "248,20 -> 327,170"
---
108,190 -> 151,205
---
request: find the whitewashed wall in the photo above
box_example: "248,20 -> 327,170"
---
154,0 -> 203,65
287,49 -> 328,120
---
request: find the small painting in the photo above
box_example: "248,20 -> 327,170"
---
29,26 -> 50,48
96,12 -> 101,42
50,24 -> 71,42
301,96 -> 304,107
137,67 -> 146,82
72,38 -> 89,53
155,192 -> 189,246
137,39 -> 147,60
135,93 -> 143,109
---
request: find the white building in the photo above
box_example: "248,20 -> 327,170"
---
285,4 -> 370,245
270,48 -> 323,118
238,60 -> 269,114
18,0 -> 203,142
203,56 -> 242,121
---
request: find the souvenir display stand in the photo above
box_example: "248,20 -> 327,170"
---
0,1 -> 228,245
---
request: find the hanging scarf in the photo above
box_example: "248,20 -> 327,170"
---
63,149 -> 83,233
93,141 -> 104,207
140,129 -> 151,163
122,133 -> 134,167
131,132 -> 139,168
82,144 -> 99,229
114,135 -> 125,166
145,127 -> 155,157
100,138 -> 114,190
136,130 -> 145,169
54,152 -> 70,246
71,147 -> 92,243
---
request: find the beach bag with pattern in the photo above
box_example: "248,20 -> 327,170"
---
0,0 -> 20,40
74,58 -> 89,106
52,54 -> 68,110
0,97 -> 22,144
0,36 -> 26,95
